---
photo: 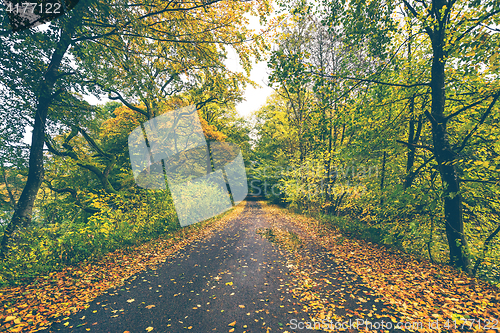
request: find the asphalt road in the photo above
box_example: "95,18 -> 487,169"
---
46,201 -> 306,332
46,201 -> 403,333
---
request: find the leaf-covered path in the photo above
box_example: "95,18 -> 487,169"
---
43,201 -> 401,333
4,200 -> 499,332
48,200 -> 300,332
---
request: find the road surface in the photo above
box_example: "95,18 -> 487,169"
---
46,201 -> 401,332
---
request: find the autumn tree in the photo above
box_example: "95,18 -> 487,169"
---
255,0 -> 500,278
0,0 -> 272,259
314,0 -> 500,273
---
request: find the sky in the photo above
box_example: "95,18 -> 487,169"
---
84,14 -> 274,119
22,12 -> 275,143
220,14 -> 275,118
225,47 -> 274,119
83,49 -> 273,119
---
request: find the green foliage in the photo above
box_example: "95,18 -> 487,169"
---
170,180 -> 232,225
319,214 -> 388,244
253,0 -> 500,285
0,190 -> 179,286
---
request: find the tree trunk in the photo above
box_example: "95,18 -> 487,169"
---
404,111 -> 423,189
428,2 -> 471,273
379,151 -> 387,206
324,107 -> 334,202
0,25 -> 74,260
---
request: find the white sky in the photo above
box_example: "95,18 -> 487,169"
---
223,14 -> 274,118
236,57 -> 274,118
225,46 -> 274,119
84,53 -> 272,119
23,13 -> 274,143
84,15 -> 273,119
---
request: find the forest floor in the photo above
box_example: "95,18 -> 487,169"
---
1,201 -> 499,332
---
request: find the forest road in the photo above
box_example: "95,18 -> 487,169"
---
45,201 -> 402,333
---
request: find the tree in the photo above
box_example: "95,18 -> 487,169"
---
317,0 -> 500,273
0,0 -> 272,259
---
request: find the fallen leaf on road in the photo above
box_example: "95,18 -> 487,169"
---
0,205 -> 244,333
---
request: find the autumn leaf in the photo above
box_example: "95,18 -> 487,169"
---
0,190 -> 245,332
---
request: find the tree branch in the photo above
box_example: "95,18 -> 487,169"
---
75,125 -> 112,159
455,92 -> 500,153
310,71 -> 430,88
451,9 -> 500,50
402,0 -> 434,38
44,180 -> 99,214
45,180 -> 77,198
108,90 -> 149,117
424,110 -> 437,126
1,166 -> 17,210
460,179 -> 499,185
76,163 -> 118,194
409,155 -> 435,180
45,134 -> 117,194
445,93 -> 496,121
396,140 -> 434,153
45,136 -> 79,159
472,203 -> 500,276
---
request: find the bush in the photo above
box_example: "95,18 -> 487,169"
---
0,189 -> 180,287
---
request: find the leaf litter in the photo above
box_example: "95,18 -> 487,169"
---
262,203 -> 500,332
0,204 -> 245,332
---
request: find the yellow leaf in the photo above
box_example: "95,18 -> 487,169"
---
226,281 -> 233,286
4,316 -> 16,322
146,327 -> 154,332
239,305 -> 245,308
228,321 -> 236,326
